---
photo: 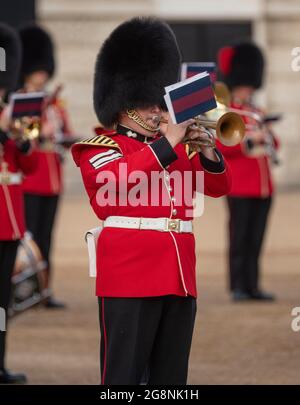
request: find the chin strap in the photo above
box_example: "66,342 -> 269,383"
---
0,97 -> 6,114
126,109 -> 160,133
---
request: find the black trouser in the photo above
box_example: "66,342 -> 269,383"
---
0,240 -> 19,370
98,295 -> 197,385
227,196 -> 272,293
24,194 -> 59,282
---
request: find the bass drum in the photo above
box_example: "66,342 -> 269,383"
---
9,232 -> 50,317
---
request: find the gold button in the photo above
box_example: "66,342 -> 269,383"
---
171,196 -> 176,202
172,209 -> 177,216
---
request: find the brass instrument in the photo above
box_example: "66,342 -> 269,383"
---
213,81 -> 231,108
158,79 -> 245,151
187,112 -> 245,149
8,90 -> 46,141
160,111 -> 245,152
1,94 -> 43,142
12,85 -> 63,142
1,95 -> 40,141
11,116 -> 41,141
214,81 -> 262,121
213,81 -> 280,164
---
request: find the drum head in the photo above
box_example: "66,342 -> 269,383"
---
10,232 -> 50,317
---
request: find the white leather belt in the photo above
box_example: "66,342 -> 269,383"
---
0,172 -> 22,185
103,216 -> 193,233
85,226 -> 103,277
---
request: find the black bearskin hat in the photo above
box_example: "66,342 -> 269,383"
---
93,17 -> 181,127
218,42 -> 264,90
0,23 -> 21,94
19,24 -> 55,83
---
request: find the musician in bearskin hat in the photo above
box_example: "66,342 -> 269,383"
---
217,41 -> 279,301
72,17 -> 232,384
18,24 -> 74,309
0,23 -> 37,384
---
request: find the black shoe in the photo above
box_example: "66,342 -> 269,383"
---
250,290 -> 276,301
0,369 -> 27,384
232,290 -> 252,302
44,297 -> 66,309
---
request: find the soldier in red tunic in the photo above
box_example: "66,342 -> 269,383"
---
72,17 -> 231,384
217,42 -> 279,301
0,23 -> 37,384
18,24 -> 73,308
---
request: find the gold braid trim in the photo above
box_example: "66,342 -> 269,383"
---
126,109 -> 160,132
78,135 -> 120,151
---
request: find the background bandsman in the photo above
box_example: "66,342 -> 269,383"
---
0,23 -> 37,384
18,24 -> 74,308
217,42 -> 279,301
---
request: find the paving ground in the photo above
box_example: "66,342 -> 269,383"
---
6,190 -> 300,385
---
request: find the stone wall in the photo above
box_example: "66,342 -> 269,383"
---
265,0 -> 300,186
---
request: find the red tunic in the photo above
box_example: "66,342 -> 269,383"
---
0,138 -> 37,240
217,102 -> 279,198
72,127 -> 231,298
23,99 -> 73,196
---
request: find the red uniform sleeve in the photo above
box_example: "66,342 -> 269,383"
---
190,148 -> 232,197
216,140 -> 247,159
77,137 -> 178,204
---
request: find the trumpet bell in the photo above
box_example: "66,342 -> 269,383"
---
216,112 -> 245,146
193,111 -> 245,148
180,80 -> 245,150
214,81 -> 231,107
11,117 -> 40,141
213,81 -> 263,123
24,120 -> 40,140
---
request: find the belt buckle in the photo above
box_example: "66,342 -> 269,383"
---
166,218 -> 180,233
0,162 -> 11,185
0,173 -> 11,185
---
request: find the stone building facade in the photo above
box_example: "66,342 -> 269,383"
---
38,0 -> 300,192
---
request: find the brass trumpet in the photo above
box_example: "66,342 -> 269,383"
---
14,85 -> 62,141
11,116 -> 41,141
214,81 -> 263,122
190,112 -> 245,147
213,81 -> 281,164
0,101 -> 42,142
0,99 -> 40,141
160,111 -> 245,152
